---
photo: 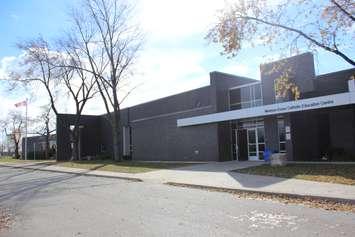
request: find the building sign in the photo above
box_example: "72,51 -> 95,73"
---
177,91 -> 355,127
264,99 -> 336,115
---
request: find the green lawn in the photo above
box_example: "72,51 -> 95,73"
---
56,160 -> 195,173
0,156 -> 53,163
235,164 -> 355,185
0,156 -> 197,174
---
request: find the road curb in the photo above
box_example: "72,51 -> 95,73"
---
165,182 -> 355,205
0,164 -> 143,182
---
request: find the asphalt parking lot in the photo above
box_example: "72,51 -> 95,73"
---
0,166 -> 354,237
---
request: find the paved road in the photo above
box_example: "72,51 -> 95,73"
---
4,161 -> 354,200
0,167 -> 354,237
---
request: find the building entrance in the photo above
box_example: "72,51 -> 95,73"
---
233,119 -> 265,161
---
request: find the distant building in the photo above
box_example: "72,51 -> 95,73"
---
56,53 -> 355,162
22,134 -> 56,159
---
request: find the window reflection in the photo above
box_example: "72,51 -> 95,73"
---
229,83 -> 263,110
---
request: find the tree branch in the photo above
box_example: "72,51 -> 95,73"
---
242,16 -> 355,66
331,0 -> 355,21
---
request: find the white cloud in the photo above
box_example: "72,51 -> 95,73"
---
0,56 -> 17,79
0,87 -> 49,122
0,44 -> 212,119
121,48 -> 210,107
137,0 -> 224,41
222,64 -> 250,77
1,0 -> 228,118
0,0 -> 265,119
0,53 -> 70,121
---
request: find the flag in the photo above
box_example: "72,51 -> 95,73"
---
15,100 -> 27,107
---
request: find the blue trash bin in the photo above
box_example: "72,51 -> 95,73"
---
264,149 -> 272,162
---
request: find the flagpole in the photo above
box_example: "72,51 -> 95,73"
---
25,98 -> 28,160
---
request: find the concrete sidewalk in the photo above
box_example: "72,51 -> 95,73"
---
1,161 -> 355,201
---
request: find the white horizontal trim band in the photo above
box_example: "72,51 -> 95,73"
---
229,81 -> 261,90
177,92 -> 355,127
131,105 -> 212,123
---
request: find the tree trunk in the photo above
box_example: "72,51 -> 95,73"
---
70,129 -> 80,161
45,120 -> 50,160
74,139 -> 80,160
111,96 -> 122,161
14,141 -> 20,159
111,112 -> 122,161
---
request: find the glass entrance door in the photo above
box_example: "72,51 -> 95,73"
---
247,128 -> 258,161
247,127 -> 265,161
257,127 -> 265,160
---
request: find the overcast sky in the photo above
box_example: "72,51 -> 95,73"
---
0,0 -> 353,122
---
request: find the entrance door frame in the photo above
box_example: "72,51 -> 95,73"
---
235,129 -> 239,161
234,119 -> 265,161
247,127 -> 259,161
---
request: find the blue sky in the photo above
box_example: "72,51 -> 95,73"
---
0,0 -> 72,58
0,0 -> 354,120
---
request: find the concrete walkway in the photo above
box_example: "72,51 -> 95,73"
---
1,161 -> 355,201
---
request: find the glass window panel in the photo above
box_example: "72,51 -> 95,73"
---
249,152 -> 257,156
248,130 -> 256,143
280,142 -> 286,152
248,144 -> 256,152
278,119 -> 286,142
241,101 -> 252,109
258,152 -> 264,160
229,84 -> 263,110
254,84 -> 262,100
229,89 -> 241,105
255,99 -> 263,107
258,144 -> 265,152
230,103 -> 242,110
241,87 -> 251,103
257,127 -> 265,143
280,132 -> 286,142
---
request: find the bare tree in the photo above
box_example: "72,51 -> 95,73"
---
56,49 -> 98,160
207,0 -> 354,99
1,111 -> 25,159
32,105 -> 56,160
64,0 -> 143,161
2,38 -> 61,158
10,37 -> 61,115
207,0 -> 354,65
7,36 -> 98,160
0,141 -> 5,156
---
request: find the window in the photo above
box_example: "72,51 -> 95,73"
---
101,144 -> 106,153
278,119 -> 286,153
229,83 -> 263,110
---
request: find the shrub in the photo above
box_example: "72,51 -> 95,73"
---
95,153 -> 112,160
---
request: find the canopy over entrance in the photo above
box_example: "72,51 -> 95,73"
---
177,88 -> 355,127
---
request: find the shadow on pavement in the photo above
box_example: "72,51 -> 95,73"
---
226,171 -> 288,188
0,167 -> 116,208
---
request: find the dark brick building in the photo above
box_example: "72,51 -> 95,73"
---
56,53 -> 355,162
21,134 -> 56,159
